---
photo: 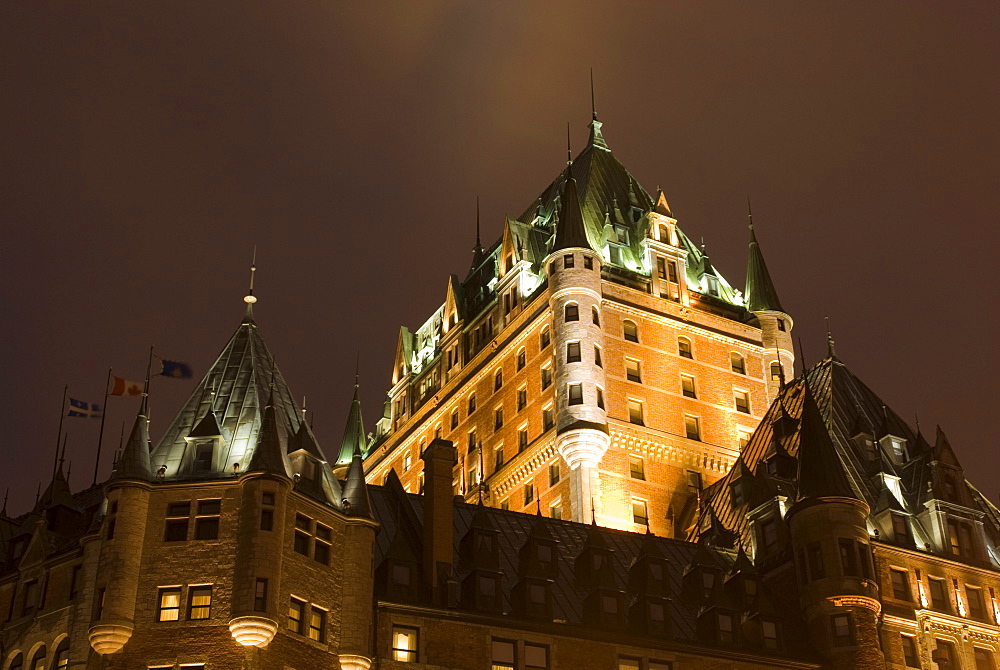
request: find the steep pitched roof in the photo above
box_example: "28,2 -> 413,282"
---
246,388 -> 290,476
744,223 -> 785,313
795,381 -> 856,501
151,315 -> 303,479
113,395 -> 153,482
335,382 -> 367,466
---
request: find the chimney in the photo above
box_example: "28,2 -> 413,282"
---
421,439 -> 457,604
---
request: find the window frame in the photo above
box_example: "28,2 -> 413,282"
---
392,625 -> 419,663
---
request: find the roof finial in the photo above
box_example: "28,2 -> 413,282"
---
825,316 -> 837,359
243,246 -> 258,311
301,395 -> 308,421
796,336 -> 807,373
476,197 -> 482,248
774,342 -> 786,388
590,496 -> 597,526
58,432 -> 68,475
590,68 -> 597,121
747,196 -> 754,230
566,122 -> 572,165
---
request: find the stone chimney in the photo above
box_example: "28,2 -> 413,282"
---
421,439 -> 457,604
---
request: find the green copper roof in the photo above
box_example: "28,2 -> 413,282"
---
550,162 -> 592,252
744,225 -> 785,313
335,383 -> 367,466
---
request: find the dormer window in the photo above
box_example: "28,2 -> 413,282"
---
947,518 -> 976,558
657,224 -> 669,243
505,254 -> 514,273
194,442 -> 214,472
705,275 -> 719,297
702,571 -> 715,598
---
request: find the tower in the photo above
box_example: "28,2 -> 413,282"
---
545,145 -> 609,524
744,205 -> 794,403
786,382 -> 884,670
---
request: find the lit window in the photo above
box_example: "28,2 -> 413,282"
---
288,597 -> 305,634
392,625 -> 418,663
625,358 -> 641,383
628,400 -> 644,425
681,375 -> 696,398
632,499 -> 648,525
308,606 -> 326,642
54,640 -> 69,670
565,303 -> 579,322
735,391 -> 751,414
623,320 -> 638,343
525,643 -> 549,670
188,585 -> 212,620
684,416 -> 701,441
567,341 -> 581,363
568,383 -> 583,405
629,456 -> 645,480
157,587 -> 182,622
492,639 -> 515,670
618,659 -> 641,670
517,348 -> 526,370
730,353 -> 746,374
901,635 -> 919,668
678,337 -> 692,359
29,648 -> 45,670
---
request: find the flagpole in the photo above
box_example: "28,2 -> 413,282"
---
53,384 -> 68,479
93,367 -> 113,486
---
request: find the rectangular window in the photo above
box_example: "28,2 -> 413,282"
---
687,470 -> 703,491
22,580 -> 38,616
451,409 -> 459,429
549,462 -> 560,486
568,383 -> 583,405
761,518 -> 777,548
524,484 -> 534,506
629,456 -> 645,480
157,587 -> 182,622
718,612 -> 735,642
678,337 -> 692,358
830,613 -> 852,646
188,585 -> 212,620
550,502 -> 562,520
540,328 -> 550,349
494,407 -> 504,430
738,430 -> 751,449
624,321 -> 639,342
807,543 -> 824,580
542,406 -> 554,431
525,643 -> 548,670
967,585 -> 987,619
975,648 -> 997,670
288,597 -> 305,634
929,577 -> 949,611
517,387 -> 527,411
632,499 -> 648,526
891,569 -> 911,601
657,257 -> 667,279
193,443 -> 213,471
314,525 -> 332,566
294,530 -> 310,556
594,345 -> 602,367
164,502 -> 190,542
684,415 -> 701,441
194,517 -> 219,541
618,659 -> 641,670
254,578 -> 268,612
308,606 -> 326,642
469,394 -> 477,413
567,341 -> 581,363
69,565 -> 81,600
839,539 -> 859,576
730,353 -> 746,374
583,255 -> 593,270
495,369 -> 503,391
492,639 -> 516,670
901,635 -> 919,668
935,640 -> 956,669
565,303 -> 579,321
563,254 -> 574,268
541,366 -> 552,389
681,375 -> 696,398
494,446 -> 505,471
735,391 -> 751,414
625,358 -> 641,383
392,625 -> 418,663
628,400 -> 644,425
518,428 -> 529,452
260,508 -> 274,531
667,262 -> 678,282
596,387 -> 605,409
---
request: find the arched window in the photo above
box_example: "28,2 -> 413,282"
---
591,306 -> 600,326
678,337 -> 692,359
770,362 -> 783,381
54,640 -> 69,670
623,320 -> 638,343
564,303 -> 579,322
8,654 -> 23,670
30,647 -> 45,670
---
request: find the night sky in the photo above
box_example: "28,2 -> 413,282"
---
3,2 -> 998,515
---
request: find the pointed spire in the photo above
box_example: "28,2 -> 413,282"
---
825,316 -> 838,359
795,379 -> 856,501
246,385 -> 290,476
653,189 -> 672,217
744,199 -> 785,312
587,72 -> 610,152
112,351 -> 154,482
590,68 -> 597,121
335,377 -> 367,467
243,246 -> 258,322
551,125 -> 593,252
470,197 -> 486,271
342,439 -> 372,518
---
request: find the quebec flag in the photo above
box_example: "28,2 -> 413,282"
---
67,398 -> 103,418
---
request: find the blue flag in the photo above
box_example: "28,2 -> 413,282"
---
159,359 -> 193,379
68,397 -> 103,418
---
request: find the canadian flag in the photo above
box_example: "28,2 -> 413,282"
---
110,376 -> 144,396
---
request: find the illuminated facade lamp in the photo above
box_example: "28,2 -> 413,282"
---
228,616 -> 278,647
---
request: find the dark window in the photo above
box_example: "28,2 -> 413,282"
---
684,416 -> 700,441
260,508 -> 274,531
568,383 -> 583,405
623,320 -> 638,342
540,328 -> 550,349
165,519 -> 189,542
763,620 -> 780,649
730,353 -> 746,374
890,569 -> 911,601
901,635 -> 920,668
632,499 -> 648,525
518,429 -> 528,451
678,337 -> 692,358
626,359 -> 641,383
594,345 -> 602,367
563,254 -> 574,268
629,456 -> 645,480
657,257 -> 667,279
567,342 -> 581,363
451,409 -> 459,429
892,513 -> 911,543
934,640 -> 957,669
517,387 -> 527,411
492,639 -> 515,670
254,578 -> 268,612
681,375 -> 696,398
21,580 -> 38,616
314,525 -> 332,565
807,543 -> 824,580
542,407 -> 554,431
583,256 -> 593,270
687,471 -> 703,491
157,587 -> 182,621
549,462 -> 560,486
541,367 -> 552,389
308,607 -> 326,642
194,517 -> 219,540
188,585 -> 212,620
517,349 -> 526,370
194,443 -> 213,471
69,565 -> 81,600
592,306 -> 600,325
106,517 -> 116,540
667,262 -> 678,282
928,577 -> 949,611
777,319 -> 786,332
760,518 -> 777,548
468,394 -> 477,414
839,539 -> 858,576
494,369 -> 503,390
628,400 -> 644,425
735,391 -> 751,414
197,499 -> 220,515
967,586 -> 987,619
830,613 -> 852,646
596,387 -> 604,409
565,303 -> 579,321
288,597 -> 305,634
294,531 -> 310,555
525,643 -> 549,670
718,612 -> 735,643
975,647 -> 996,670
524,484 -> 534,506
494,408 -> 504,430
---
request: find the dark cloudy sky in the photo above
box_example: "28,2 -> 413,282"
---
2,2 -> 998,514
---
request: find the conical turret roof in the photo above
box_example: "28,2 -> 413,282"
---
551,161 -> 592,252
246,388 -> 290,476
796,382 -> 856,501
744,223 -> 785,313
151,315 -> 302,479
336,381 -> 367,467
342,443 -> 372,518
113,395 -> 153,482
